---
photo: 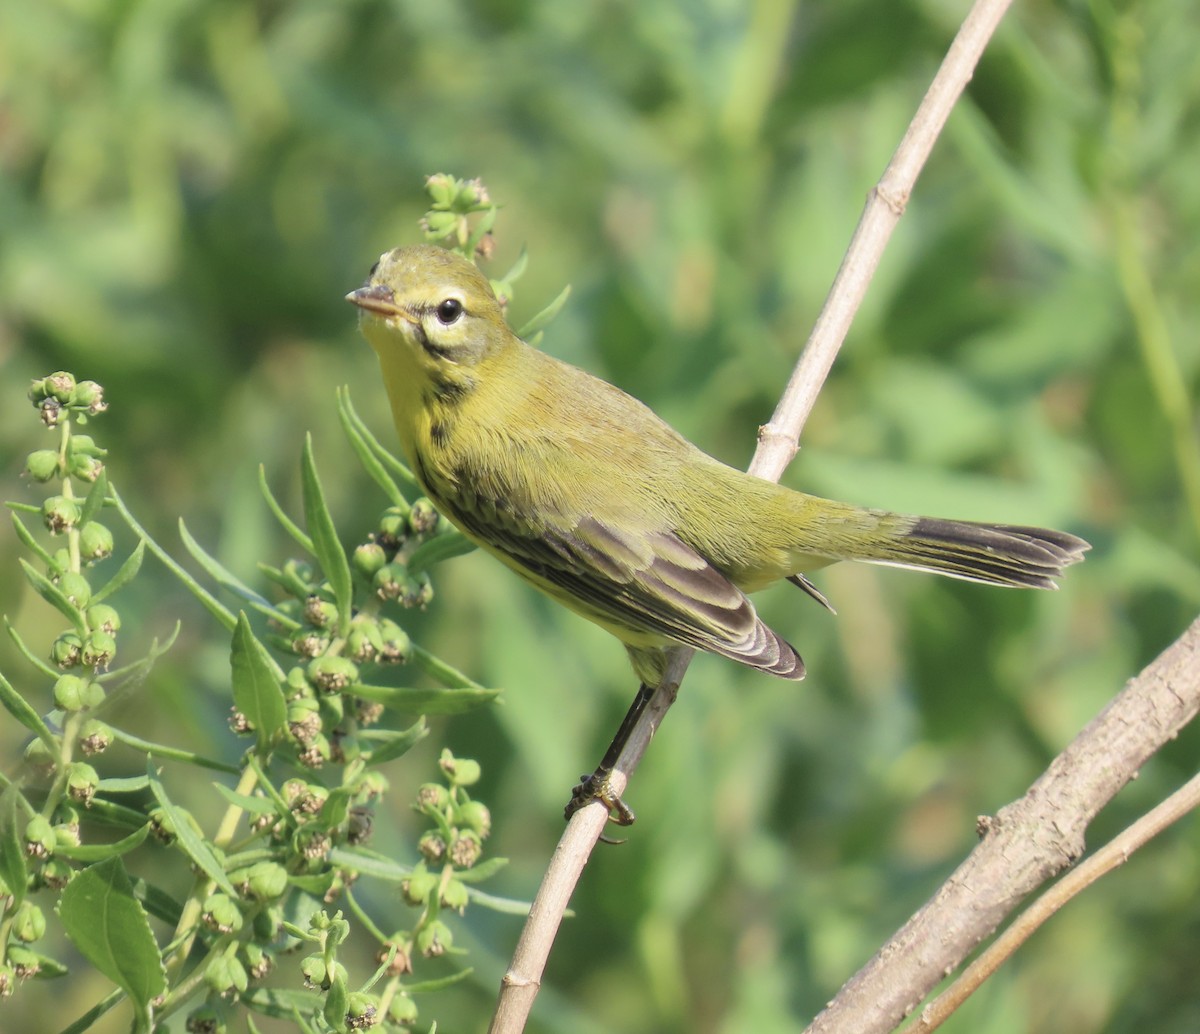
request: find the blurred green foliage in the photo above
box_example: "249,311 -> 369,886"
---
2,0 -> 1199,1031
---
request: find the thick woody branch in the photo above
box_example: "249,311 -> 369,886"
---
806,614 -> 1200,1034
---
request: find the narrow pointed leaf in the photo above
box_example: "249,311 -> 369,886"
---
111,487 -> 235,630
91,539 -> 145,603
56,823 -> 150,861
465,204 -> 497,255
231,612 -> 288,752
78,469 -> 109,527
180,521 -> 294,625
405,969 -> 476,993
353,683 -> 499,715
336,392 -> 419,491
360,718 -> 428,767
405,529 -> 476,575
146,762 -> 237,896
59,856 -> 166,1018
19,559 -> 85,633
0,669 -> 59,755
258,465 -> 314,552
498,245 -> 528,286
328,846 -> 411,882
409,643 -> 487,690
212,784 -> 277,815
336,388 -> 405,507
516,283 -> 571,339
452,856 -> 509,884
110,729 -> 243,777
9,512 -> 55,568
0,789 -> 28,907
322,971 -> 348,1031
301,435 -> 352,637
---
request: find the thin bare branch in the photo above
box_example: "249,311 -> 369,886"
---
487,2 -> 1019,1031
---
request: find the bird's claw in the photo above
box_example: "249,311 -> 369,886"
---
565,770 -> 636,835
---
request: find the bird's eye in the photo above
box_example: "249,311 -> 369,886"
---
435,298 -> 464,325
368,260 -> 380,278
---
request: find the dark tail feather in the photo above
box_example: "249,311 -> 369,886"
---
862,517 -> 1090,589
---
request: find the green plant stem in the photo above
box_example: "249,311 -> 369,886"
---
164,764 -> 259,984
1106,8 -> 1200,540
1111,200 -> 1200,538
159,932 -> 239,1017
40,711 -> 84,819
58,419 -> 82,574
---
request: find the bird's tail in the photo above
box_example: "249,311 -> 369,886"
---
802,509 -> 1090,590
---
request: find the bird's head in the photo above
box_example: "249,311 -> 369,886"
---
347,244 -> 508,366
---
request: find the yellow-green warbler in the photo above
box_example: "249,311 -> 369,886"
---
348,244 -> 1088,822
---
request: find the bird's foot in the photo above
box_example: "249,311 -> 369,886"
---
565,769 -> 636,836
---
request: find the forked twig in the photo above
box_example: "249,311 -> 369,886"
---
914,765 -> 1200,1032
808,615 -> 1200,1034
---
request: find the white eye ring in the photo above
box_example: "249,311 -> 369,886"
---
435,298 -> 464,325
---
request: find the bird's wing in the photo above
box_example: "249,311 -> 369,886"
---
452,505 -> 805,679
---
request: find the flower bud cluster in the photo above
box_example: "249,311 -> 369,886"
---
420,174 -> 494,257
260,495 -> 455,777
27,372 -> 107,429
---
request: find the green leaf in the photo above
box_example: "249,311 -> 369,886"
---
335,391 -> 419,492
323,970 -> 349,1032
328,846 -> 411,882
360,717 -> 428,767
212,783 -> 278,815
59,856 -> 166,1025
179,520 -> 296,626
462,886 -> 543,916
258,465 -> 314,553
130,877 -> 185,927
94,623 -> 181,692
405,968 -> 475,994
287,871 -> 340,897
516,283 -> 571,339
409,643 -> 488,690
301,436 -> 354,638
91,538 -> 145,603
318,787 -> 352,830
108,727 -> 240,775
0,668 -> 60,758
231,612 -> 288,752
452,856 -> 509,884
19,558 -> 85,634
353,683 -> 500,715
0,789 -> 28,907
56,824 -> 150,861
78,468 -> 109,528
242,987 -> 324,1021
335,387 -> 406,507
405,529 -> 477,575
96,776 -> 151,793
146,761 -> 237,896
110,487 -> 236,631
24,951 -> 69,979
465,204 -> 497,256
9,511 -> 56,568
497,245 -> 528,286
59,988 -> 130,1034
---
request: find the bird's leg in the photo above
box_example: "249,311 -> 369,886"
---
565,681 -> 654,828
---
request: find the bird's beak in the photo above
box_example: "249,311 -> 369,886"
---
345,284 -> 411,320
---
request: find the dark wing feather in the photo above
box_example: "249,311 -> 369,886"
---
453,505 -> 805,679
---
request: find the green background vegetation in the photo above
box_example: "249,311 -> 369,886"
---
3,0 -> 1199,1030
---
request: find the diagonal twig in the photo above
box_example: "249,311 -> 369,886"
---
488,1 -> 1016,1030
